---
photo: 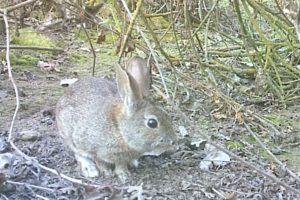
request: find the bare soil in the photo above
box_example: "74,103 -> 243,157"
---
0,33 -> 300,200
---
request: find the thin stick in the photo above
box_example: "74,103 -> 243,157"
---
7,180 -> 55,193
2,11 -> 19,143
120,0 -> 170,98
118,0 -> 142,60
81,23 -> 96,76
0,194 -> 9,200
0,0 -> 38,13
244,122 -> 300,183
207,140 -> 300,196
36,195 -> 49,200
0,45 -> 64,52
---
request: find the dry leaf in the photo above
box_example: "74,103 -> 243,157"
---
97,29 -> 106,44
199,144 -> 230,171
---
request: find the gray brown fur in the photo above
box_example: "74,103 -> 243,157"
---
56,56 -> 177,180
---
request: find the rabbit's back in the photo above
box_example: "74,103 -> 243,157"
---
67,77 -> 118,99
56,77 -> 120,117
56,77 -> 125,160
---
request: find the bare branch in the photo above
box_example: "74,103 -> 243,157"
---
0,45 -> 64,52
0,0 -> 38,13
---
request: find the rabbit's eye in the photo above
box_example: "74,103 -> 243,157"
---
147,118 -> 158,129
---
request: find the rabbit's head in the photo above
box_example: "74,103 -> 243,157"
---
116,57 -> 177,155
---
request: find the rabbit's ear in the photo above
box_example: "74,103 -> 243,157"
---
116,63 -> 142,114
125,56 -> 150,98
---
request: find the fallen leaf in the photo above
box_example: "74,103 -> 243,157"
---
199,144 -> 230,171
179,126 -> 189,137
18,130 -> 41,141
60,78 -> 78,87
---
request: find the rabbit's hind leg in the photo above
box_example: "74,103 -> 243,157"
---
75,154 -> 99,178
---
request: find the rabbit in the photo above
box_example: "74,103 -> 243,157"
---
55,56 -> 177,180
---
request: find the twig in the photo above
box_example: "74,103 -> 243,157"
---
118,0 -> 142,60
207,139 -> 300,196
281,142 -> 300,148
192,0 -> 219,36
145,12 -> 173,18
80,24 -> 96,76
0,45 -> 64,52
0,194 -> 9,200
0,0 -> 38,13
2,11 -> 19,143
211,187 -> 231,199
183,0 -> 204,74
120,0 -> 170,98
252,114 -> 281,137
7,180 -> 55,193
36,194 -> 49,200
294,1 -> 300,42
244,122 -> 300,183
140,11 -> 174,67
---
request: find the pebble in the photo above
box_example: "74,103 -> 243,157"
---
19,130 -> 41,141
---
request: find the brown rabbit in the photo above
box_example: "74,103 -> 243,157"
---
56,56 -> 177,180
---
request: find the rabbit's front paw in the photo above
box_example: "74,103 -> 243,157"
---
115,165 -> 130,183
76,155 -> 99,178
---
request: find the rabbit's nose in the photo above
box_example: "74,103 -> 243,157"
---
160,136 -> 176,145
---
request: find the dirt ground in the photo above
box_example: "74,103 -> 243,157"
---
0,33 -> 300,200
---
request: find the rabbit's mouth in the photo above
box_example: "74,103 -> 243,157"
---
143,142 -> 175,156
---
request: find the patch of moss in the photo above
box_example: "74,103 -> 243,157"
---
105,32 -> 117,44
75,28 -> 98,42
99,49 -> 117,61
12,28 -> 56,47
150,16 -> 170,29
75,29 -> 88,41
70,52 -> 89,62
277,150 -> 300,171
264,114 -> 294,127
10,54 -> 38,66
225,140 -> 245,150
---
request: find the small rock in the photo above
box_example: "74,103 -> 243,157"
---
23,70 -> 35,82
42,109 -> 54,117
41,117 -> 53,125
19,130 -> 41,141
